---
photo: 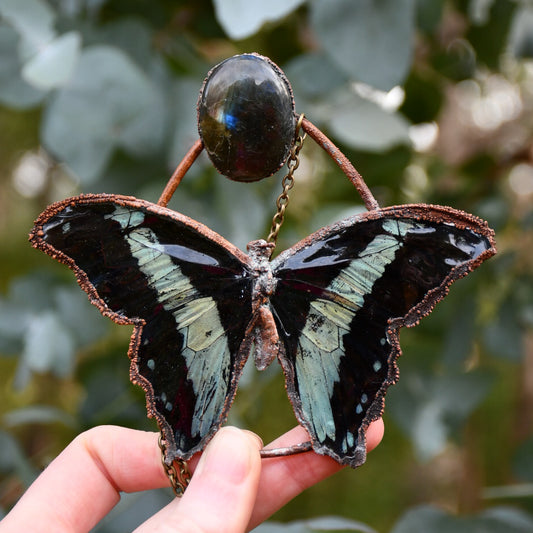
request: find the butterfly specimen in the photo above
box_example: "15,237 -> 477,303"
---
30,53 -> 496,470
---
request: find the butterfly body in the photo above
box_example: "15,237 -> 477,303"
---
30,194 -> 496,467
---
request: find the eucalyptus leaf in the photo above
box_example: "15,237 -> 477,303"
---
20,310 -> 75,376
0,0 -> 55,52
510,6 -> 533,58
213,0 -> 306,40
255,516 -> 377,533
21,30 -> 81,89
0,24 -> 45,107
93,490 -> 172,532
388,370 -> 493,459
391,505 -> 533,533
284,52 -> 348,100
0,299 -> 30,351
513,436 -> 533,482
3,405 -> 77,428
42,45 -> 166,183
90,17 -> 154,69
0,430 -> 37,486
54,286 -> 108,346
326,91 -> 410,152
483,301 -> 524,360
167,77 -> 206,170
310,0 -> 415,90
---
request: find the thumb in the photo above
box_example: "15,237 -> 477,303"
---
135,427 -> 263,533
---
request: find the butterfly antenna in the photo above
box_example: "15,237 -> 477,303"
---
267,113 -> 307,249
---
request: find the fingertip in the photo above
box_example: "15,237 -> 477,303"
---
193,426 -> 262,483
366,418 -> 385,452
136,427 -> 263,533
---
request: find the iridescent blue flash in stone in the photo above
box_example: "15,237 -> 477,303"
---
197,53 -> 296,182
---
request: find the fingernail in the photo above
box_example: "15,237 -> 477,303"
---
194,427 -> 261,484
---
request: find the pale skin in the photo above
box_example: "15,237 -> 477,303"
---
0,421 -> 384,533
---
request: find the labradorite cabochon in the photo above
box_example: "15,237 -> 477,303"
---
197,53 -> 296,182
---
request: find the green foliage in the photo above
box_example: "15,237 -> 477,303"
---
1,0 -> 532,531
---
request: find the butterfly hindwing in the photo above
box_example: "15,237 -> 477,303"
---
30,194 -> 254,462
270,205 -> 496,467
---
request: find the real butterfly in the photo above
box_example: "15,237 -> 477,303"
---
30,194 -> 495,467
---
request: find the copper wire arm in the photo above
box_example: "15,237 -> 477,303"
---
158,139 -> 204,207
301,117 -> 380,212
259,441 -> 313,458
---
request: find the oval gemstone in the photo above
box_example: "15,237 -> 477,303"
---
197,53 -> 296,182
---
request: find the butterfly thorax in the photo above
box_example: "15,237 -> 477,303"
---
246,239 -> 279,370
246,239 -> 276,301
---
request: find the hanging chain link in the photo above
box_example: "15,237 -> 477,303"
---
158,434 -> 191,497
267,114 -> 307,246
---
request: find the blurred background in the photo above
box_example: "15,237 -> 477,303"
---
1,0 -> 533,531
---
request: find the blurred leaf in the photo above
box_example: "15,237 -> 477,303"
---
483,301 -> 524,360
0,0 -> 55,52
0,300 -> 29,353
0,430 -> 37,486
388,370 -> 494,459
509,6 -> 533,59
415,0 -> 445,33
324,90 -> 410,152
0,273 -> 108,386
284,52 -> 348,100
513,436 -> 533,483
18,310 -> 75,384
93,489 -> 172,533
21,30 -> 82,90
3,406 -> 77,428
400,71 -> 443,123
53,286 -> 107,346
0,25 -> 45,108
167,77 -> 206,169
391,505 -> 533,533
213,0 -> 305,40
441,298 -> 476,367
467,0 -> 516,70
310,0 -> 415,90
255,516 -> 378,533
89,17 -> 154,69
42,45 -> 167,183
78,348 -> 146,427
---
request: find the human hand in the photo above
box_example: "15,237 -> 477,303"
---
0,422 -> 384,533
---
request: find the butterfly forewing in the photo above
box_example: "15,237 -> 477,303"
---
270,206 -> 495,467
31,194 -> 254,461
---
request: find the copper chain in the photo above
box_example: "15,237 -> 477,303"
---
267,114 -> 306,246
158,434 -> 191,497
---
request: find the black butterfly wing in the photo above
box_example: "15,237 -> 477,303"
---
30,194 -> 255,463
270,205 -> 496,467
